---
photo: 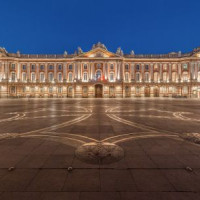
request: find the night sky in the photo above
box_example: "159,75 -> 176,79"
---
0,0 -> 200,54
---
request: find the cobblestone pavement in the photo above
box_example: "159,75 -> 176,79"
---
0,98 -> 200,200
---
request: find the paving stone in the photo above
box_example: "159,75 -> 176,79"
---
120,192 -> 200,200
0,192 -> 41,200
27,169 -> 67,192
162,169 -> 200,191
150,155 -> 184,168
63,169 -> 100,192
16,155 -> 50,168
40,192 -> 79,200
80,192 -> 121,200
131,169 -> 175,192
0,169 -> 38,192
100,169 -> 137,191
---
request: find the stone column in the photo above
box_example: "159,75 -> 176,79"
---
169,63 -> 172,81
54,63 -> 57,81
150,63 -> 153,82
17,63 -> 21,81
45,63 -> 48,82
141,63 -> 144,82
160,63 -> 163,82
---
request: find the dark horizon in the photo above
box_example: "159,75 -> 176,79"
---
0,0 -> 200,54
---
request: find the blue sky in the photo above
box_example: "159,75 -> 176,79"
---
0,0 -> 200,54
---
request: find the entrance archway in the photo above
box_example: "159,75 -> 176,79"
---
144,87 -> 150,97
153,87 -> 159,97
125,86 -> 131,97
95,84 -> 103,98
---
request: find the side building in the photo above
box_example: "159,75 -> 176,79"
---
0,42 -> 200,98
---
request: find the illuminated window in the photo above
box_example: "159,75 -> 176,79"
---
48,73 -> 54,82
22,73 -> 27,82
110,72 -> 114,82
182,72 -> 188,82
154,72 -> 159,82
182,86 -> 188,94
144,73 -> 149,82
125,72 -> 129,82
136,73 -> 140,82
40,73 -> 45,82
83,72 -> 88,81
49,87 -> 53,93
183,64 -> 188,70
31,73 -> 36,82
172,72 -> 177,82
163,72 -> 167,82
11,64 -> 15,70
58,73 -> 62,82
11,72 -> 16,81
58,87 -> 62,93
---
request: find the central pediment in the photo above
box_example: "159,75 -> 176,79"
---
77,47 -> 120,58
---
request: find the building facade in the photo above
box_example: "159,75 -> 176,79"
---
0,42 -> 200,98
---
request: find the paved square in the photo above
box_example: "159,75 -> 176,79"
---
0,98 -> 200,200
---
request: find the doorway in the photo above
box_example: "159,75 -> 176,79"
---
95,84 -> 103,98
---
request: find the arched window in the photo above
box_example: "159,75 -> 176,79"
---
48,73 -> 54,82
163,72 -> 167,82
58,73 -> 62,82
40,73 -> 45,82
22,72 -> 27,82
31,73 -> 36,82
136,73 -> 140,82
125,72 -> 129,82
68,73 -> 73,82
83,72 -> 88,82
172,72 -> 177,82
154,72 -> 159,82
144,72 -> 149,82
96,70 -> 101,80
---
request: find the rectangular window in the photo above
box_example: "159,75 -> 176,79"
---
11,64 -> 15,70
69,65 -> 73,70
49,65 -> 53,70
110,73 -> 114,81
58,65 -> 62,70
84,64 -> 87,70
125,64 -> 129,70
40,65 -> 44,70
183,64 -> 188,70
31,65 -> 35,70
110,64 -> 114,70
145,65 -> 149,70
136,65 -> 140,71
22,65 -> 26,70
